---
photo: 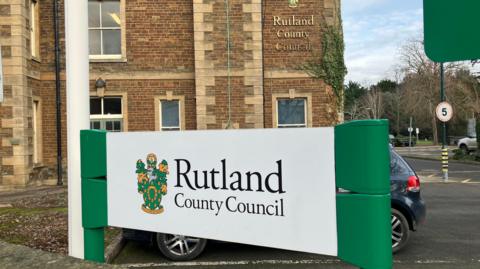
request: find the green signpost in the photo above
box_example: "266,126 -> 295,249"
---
424,0 -> 480,62
80,130 -> 107,262
335,120 -> 392,268
80,120 -> 392,268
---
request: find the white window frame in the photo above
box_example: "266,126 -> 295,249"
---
272,91 -> 313,128
276,98 -> 308,128
159,100 -> 182,131
89,96 -> 124,132
30,0 -> 39,59
88,0 -> 124,60
33,99 -> 42,164
155,93 -> 186,131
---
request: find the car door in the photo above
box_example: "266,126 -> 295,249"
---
468,137 -> 477,149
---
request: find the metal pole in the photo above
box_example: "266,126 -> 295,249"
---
53,0 -> 62,186
440,63 -> 448,182
65,0 -> 89,259
409,117 -> 412,149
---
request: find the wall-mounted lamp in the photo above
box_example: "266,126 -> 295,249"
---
95,77 -> 106,97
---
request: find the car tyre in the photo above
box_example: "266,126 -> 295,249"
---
156,233 -> 207,261
459,144 -> 469,155
392,208 -> 410,253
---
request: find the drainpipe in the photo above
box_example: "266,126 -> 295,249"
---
224,0 -> 232,129
53,0 -> 62,185
261,0 -> 265,128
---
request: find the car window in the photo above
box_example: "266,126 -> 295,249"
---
390,152 -> 411,176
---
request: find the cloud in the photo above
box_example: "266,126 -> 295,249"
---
346,45 -> 399,85
342,0 -> 388,15
343,7 -> 423,84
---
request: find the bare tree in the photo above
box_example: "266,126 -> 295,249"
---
358,87 -> 384,119
398,38 -> 476,144
398,39 -> 458,144
345,101 -> 362,120
448,69 -> 480,119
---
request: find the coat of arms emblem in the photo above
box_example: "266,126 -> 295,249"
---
136,153 -> 168,214
288,0 -> 298,8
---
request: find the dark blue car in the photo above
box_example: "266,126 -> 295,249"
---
390,147 -> 426,253
124,147 -> 426,260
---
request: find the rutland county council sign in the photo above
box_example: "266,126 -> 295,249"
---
107,128 -> 338,255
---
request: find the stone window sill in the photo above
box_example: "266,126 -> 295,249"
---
89,57 -> 127,63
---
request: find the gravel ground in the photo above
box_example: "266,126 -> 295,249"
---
0,187 -> 119,254
0,191 -> 68,254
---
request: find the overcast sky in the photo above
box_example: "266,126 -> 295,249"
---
342,0 -> 423,85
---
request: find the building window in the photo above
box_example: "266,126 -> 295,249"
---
160,100 -> 181,131
30,0 -> 40,58
88,0 -> 121,57
90,97 -> 123,132
33,100 -> 42,163
276,98 -> 307,128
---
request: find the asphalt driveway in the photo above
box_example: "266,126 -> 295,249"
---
113,158 -> 480,269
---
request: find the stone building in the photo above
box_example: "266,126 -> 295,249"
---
0,0 -> 343,189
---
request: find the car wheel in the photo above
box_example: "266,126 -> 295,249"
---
460,144 -> 469,155
392,208 -> 410,253
156,233 -> 207,261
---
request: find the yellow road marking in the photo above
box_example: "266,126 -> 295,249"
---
462,179 -> 472,183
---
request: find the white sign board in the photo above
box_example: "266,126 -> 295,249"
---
0,45 -> 4,102
107,128 -> 338,256
436,101 -> 453,122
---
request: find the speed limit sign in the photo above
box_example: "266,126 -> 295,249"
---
436,101 -> 453,122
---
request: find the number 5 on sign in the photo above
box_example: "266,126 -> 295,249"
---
436,102 -> 453,122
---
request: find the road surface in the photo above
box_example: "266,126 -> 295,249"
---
113,158 -> 480,269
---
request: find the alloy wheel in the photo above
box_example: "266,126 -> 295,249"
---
391,208 -> 410,253
391,214 -> 403,249
162,234 -> 201,256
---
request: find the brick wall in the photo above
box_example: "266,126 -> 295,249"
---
193,0 -> 264,129
264,78 -> 337,128
111,79 -> 197,131
31,79 -> 66,166
210,77 -> 247,129
26,0 -> 198,182
1,0 -> 342,186
32,78 -> 197,179
122,0 -> 195,72
35,0 -> 195,73
263,0 -> 340,128
263,0 -> 324,69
